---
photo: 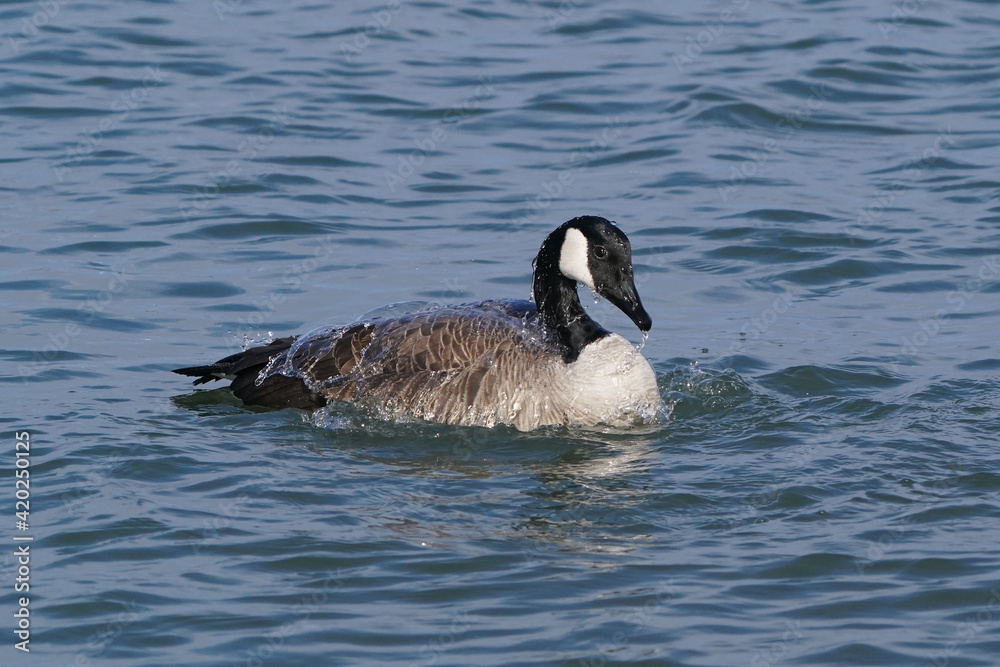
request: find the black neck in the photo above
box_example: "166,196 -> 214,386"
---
532,236 -> 608,363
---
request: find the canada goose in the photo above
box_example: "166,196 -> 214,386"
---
173,216 -> 660,430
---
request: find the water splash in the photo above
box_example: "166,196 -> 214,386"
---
239,331 -> 274,351
659,364 -> 754,418
636,330 -> 648,352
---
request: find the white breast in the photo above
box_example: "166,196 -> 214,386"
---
500,334 -> 660,431
562,334 -> 661,423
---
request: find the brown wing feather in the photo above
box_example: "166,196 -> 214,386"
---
316,303 -> 554,422
285,322 -> 375,378
370,312 -> 513,373
177,300 -> 553,420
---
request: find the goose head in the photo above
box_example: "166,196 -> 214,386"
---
533,216 -> 652,337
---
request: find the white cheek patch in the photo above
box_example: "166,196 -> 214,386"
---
558,227 -> 595,289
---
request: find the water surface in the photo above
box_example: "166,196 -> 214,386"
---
1,1 -> 999,665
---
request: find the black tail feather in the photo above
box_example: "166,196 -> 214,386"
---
172,364 -> 229,386
173,337 -> 327,410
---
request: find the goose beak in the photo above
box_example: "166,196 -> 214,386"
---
603,277 -> 652,332
630,300 -> 653,332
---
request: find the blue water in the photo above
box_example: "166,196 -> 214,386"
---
2,1 -> 1000,665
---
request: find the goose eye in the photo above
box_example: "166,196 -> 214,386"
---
593,246 -> 608,259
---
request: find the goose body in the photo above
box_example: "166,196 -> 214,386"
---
174,216 -> 661,431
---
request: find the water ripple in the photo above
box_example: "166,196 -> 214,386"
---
3,1 -> 998,665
